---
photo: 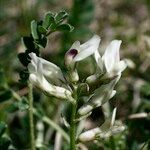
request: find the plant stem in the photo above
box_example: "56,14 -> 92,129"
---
70,101 -> 77,150
12,90 -> 70,143
28,82 -> 35,150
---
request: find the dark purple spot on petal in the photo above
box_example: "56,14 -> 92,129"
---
66,49 -> 78,58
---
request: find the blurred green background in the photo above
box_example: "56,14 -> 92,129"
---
0,0 -> 150,149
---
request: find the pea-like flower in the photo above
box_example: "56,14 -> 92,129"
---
96,40 -> 127,74
78,40 -> 127,117
78,108 -> 125,142
27,53 -> 75,103
65,35 -> 101,69
78,77 -> 118,116
87,40 -> 127,85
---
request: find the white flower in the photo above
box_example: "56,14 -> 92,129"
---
69,35 -> 101,62
78,76 -> 119,116
94,40 -> 127,76
78,127 -> 101,142
78,108 -> 125,142
64,35 -> 101,82
86,40 -> 127,89
27,53 -> 75,103
79,40 -> 127,117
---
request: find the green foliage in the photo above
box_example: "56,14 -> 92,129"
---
18,52 -> 31,67
0,122 -> 7,137
38,26 -> 47,34
42,12 -> 55,29
18,10 -> 74,83
0,136 -> 11,150
55,11 -> 68,23
0,122 -> 11,150
0,67 -> 13,103
31,20 -> 39,40
141,83 -> 150,97
0,90 -> 12,103
17,97 -> 29,111
0,67 -> 7,89
56,23 -> 74,32
22,36 -> 35,50
19,69 -> 29,84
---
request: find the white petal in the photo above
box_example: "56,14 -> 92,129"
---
103,40 -> 122,73
94,49 -> 101,64
29,74 -> 37,85
78,105 -> 93,116
94,49 -> 103,71
50,85 -> 73,100
29,53 -> 38,64
109,90 -> 116,99
111,126 -> 125,134
74,35 -> 101,61
79,128 -> 101,142
41,77 -> 73,100
38,57 -> 65,82
89,79 -> 118,107
80,35 -> 100,51
28,53 -> 65,82
30,73 -> 73,100
36,59 -> 43,81
111,107 -> 117,127
28,62 -> 36,73
70,41 -> 80,50
28,53 -> 73,101
113,60 -> 127,74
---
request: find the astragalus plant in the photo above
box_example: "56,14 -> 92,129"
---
18,11 -> 127,150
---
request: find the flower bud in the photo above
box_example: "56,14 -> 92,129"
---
96,125 -> 125,140
86,74 -> 99,85
78,104 -> 93,116
75,112 -> 92,122
68,69 -> 79,83
77,83 -> 89,96
78,128 -> 101,142
111,126 -> 125,134
65,49 -> 78,70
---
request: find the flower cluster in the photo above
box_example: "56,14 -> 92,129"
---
78,107 -> 125,142
27,34 -> 127,142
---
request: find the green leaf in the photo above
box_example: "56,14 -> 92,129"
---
31,20 -> 39,40
56,24 -> 74,32
35,37 -> 47,49
17,97 -> 29,111
18,52 -> 30,67
38,25 -> 47,34
141,83 -> 150,96
22,36 -> 35,50
42,12 -> 55,29
0,67 -> 7,89
26,49 -> 39,56
0,122 -> 7,137
0,137 -> 11,150
0,90 -> 12,103
55,11 -> 68,24
50,22 -> 57,30
19,69 -> 29,83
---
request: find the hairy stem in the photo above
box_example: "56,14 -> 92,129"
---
70,90 -> 77,150
28,83 -> 35,150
